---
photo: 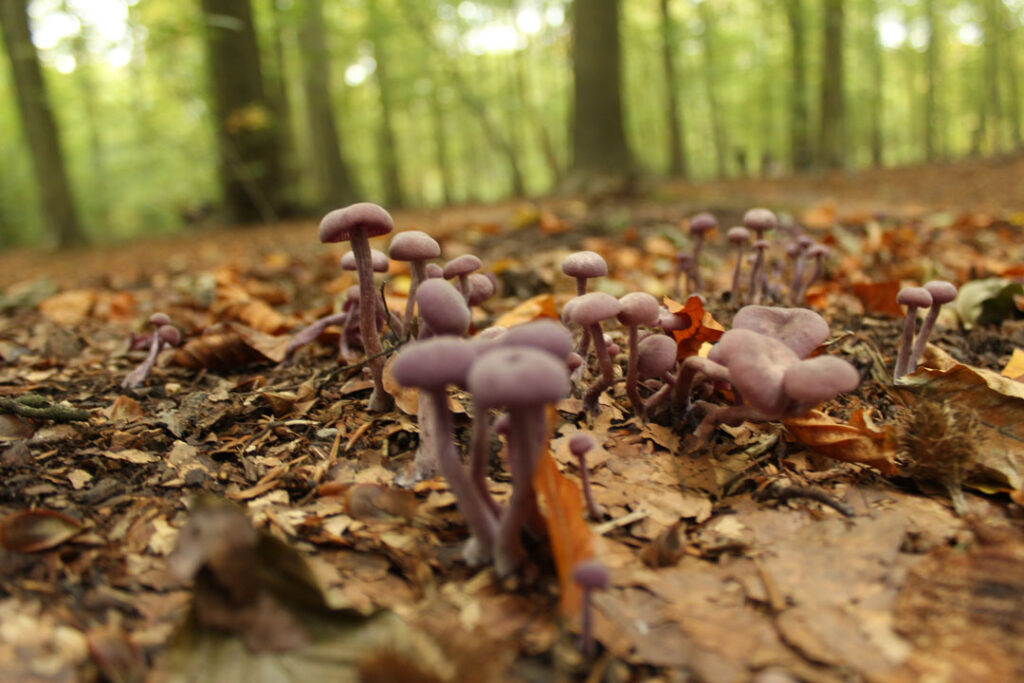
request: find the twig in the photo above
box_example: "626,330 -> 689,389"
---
757,479 -> 855,517
0,394 -> 90,422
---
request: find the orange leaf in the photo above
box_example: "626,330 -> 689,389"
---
851,281 -> 905,317
1001,348 -> 1024,382
533,450 -> 595,616
663,295 -> 724,360
173,322 -> 289,369
493,293 -> 558,329
783,408 -> 898,474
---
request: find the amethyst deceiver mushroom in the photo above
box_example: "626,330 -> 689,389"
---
908,280 -> 958,369
567,292 -> 623,414
672,252 -> 695,299
793,243 -> 830,304
415,278 -> 471,338
467,346 -> 571,576
569,433 -> 603,520
391,336 -> 496,564
727,226 -> 751,301
388,230 -> 441,333
788,235 -> 814,300
748,239 -> 771,304
562,251 -> 608,296
425,263 -> 444,279
466,272 -> 496,307
782,356 -> 861,412
319,203 -> 395,411
688,213 -> 717,292
636,334 -> 678,413
123,315 -> 180,389
616,292 -> 660,420
743,207 -> 778,241
572,559 -> 610,660
732,305 -> 830,358
893,286 -> 933,381
443,254 -> 482,302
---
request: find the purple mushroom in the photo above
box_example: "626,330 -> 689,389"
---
388,230 -> 441,334
572,559 -> 610,660
893,286 -> 933,381
688,213 -> 717,292
908,280 -> 958,369
443,254 -> 483,302
616,292 -> 660,420
122,316 -> 181,389
569,433 -> 603,520
727,226 -> 751,301
567,292 -> 623,414
562,251 -> 608,296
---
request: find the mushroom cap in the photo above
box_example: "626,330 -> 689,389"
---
617,292 -> 660,327
568,292 -> 622,327
782,356 -> 859,403
388,230 -> 440,262
742,208 -> 778,235
732,305 -> 830,358
796,234 -> 814,248
569,433 -> 596,458
923,280 -> 958,305
466,272 -> 496,306
807,244 -> 831,259
753,239 -> 771,251
571,559 -> 610,590
709,328 -> 799,414
341,248 -> 389,272
416,279 -> 471,336
392,336 -> 478,390
443,254 -> 482,279
157,324 -> 181,346
636,334 -> 677,378
319,202 -> 394,243
467,346 -> 570,407
149,312 -> 171,326
689,212 -> 717,234
897,286 -> 932,308
727,226 -> 751,244
425,263 -> 444,279
562,251 -> 608,279
499,320 -> 574,359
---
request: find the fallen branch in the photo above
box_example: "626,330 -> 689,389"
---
0,394 -> 90,422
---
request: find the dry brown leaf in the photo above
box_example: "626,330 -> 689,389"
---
783,409 -> 898,474
663,295 -> 725,360
533,450 -> 595,616
174,322 -> 290,369
492,294 -> 558,329
850,281 -> 904,317
1000,348 -> 1024,381
0,509 -> 83,552
38,289 -> 97,325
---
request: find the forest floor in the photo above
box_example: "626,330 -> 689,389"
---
0,155 -> 1022,682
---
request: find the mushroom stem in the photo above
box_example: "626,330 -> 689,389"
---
893,305 -> 921,381
350,231 -> 393,411
624,324 -> 645,421
672,356 -> 731,412
691,236 -> 705,292
582,323 -> 615,414
749,246 -> 767,304
284,311 -> 348,361
469,401 -> 502,516
494,407 -> 545,576
122,334 -> 165,389
730,243 -> 746,301
402,261 -> 427,334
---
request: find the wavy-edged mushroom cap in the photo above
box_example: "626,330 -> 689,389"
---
568,292 -> 622,327
923,280 -> 957,305
425,263 -> 443,279
636,334 -> 677,378
571,558 -> 610,590
732,305 -> 830,359
753,239 -> 771,252
743,208 -> 778,236
467,346 -> 570,407
388,230 -> 440,262
443,254 -> 482,280
617,292 -> 660,327
708,329 -> 799,414
149,312 -> 171,326
392,336 -> 478,390
341,249 -> 389,272
782,356 -> 859,403
562,251 -> 608,280
569,433 -> 596,458
727,226 -> 750,244
416,278 -> 471,336
157,324 -> 181,346
499,319 -> 574,359
319,202 -> 394,243
689,212 -> 717,235
807,244 -> 831,260
466,272 -> 496,306
897,286 -> 932,309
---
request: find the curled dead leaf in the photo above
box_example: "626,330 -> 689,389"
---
174,322 -> 290,370
850,281 -> 904,317
493,294 -> 558,329
0,509 -> 83,552
663,295 -> 724,360
783,408 -> 898,475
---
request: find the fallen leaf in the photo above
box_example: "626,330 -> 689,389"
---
102,449 -> 159,464
174,322 -> 290,369
850,281 -> 904,317
663,295 -> 725,360
533,450 -> 595,616
955,278 -> 1024,329
783,409 -> 898,474
0,509 -> 83,552
493,294 -> 558,329
1000,348 -> 1024,381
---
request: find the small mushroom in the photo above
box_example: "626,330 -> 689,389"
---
893,286 -> 933,381
731,305 -> 830,358
567,292 -> 623,414
687,212 -> 717,291
122,315 -> 180,389
388,230 -> 441,333
727,226 -> 751,301
572,559 -> 610,660
443,254 -> 483,302
636,333 -> 678,413
793,244 -> 830,304
748,239 -> 771,304
908,280 -> 958,369
415,278 -> 471,338
569,433 -> 603,520
616,292 -> 660,420
562,251 -> 608,296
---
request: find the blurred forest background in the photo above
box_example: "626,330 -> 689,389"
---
1,0 -> 1023,248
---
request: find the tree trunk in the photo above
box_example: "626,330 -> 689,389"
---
696,1 -> 727,178
865,0 -> 884,166
264,0 -> 296,209
784,0 -> 812,171
923,0 -> 939,161
569,0 -> 633,186
0,0 -> 84,247
999,0 -> 1022,149
298,0 -> 360,210
199,0 -> 283,223
982,0 -> 1003,153
368,0 -> 406,207
659,0 -> 687,178
817,0 -> 845,168
512,31 -> 563,186
428,81 -> 455,205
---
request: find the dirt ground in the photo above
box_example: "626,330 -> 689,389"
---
0,157 -> 1022,682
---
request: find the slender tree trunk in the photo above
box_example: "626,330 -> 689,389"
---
368,0 -> 406,207
299,0 -> 359,210
982,0 -> 1003,153
865,0 -> 884,166
199,0 -> 283,223
265,0 -> 296,208
696,1 -> 727,178
659,0 -> 687,178
923,0 -> 939,161
999,0 -> 1022,149
818,0 -> 845,168
784,0 -> 812,171
428,82 -> 455,205
0,0 -> 84,247
569,0 -> 633,184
